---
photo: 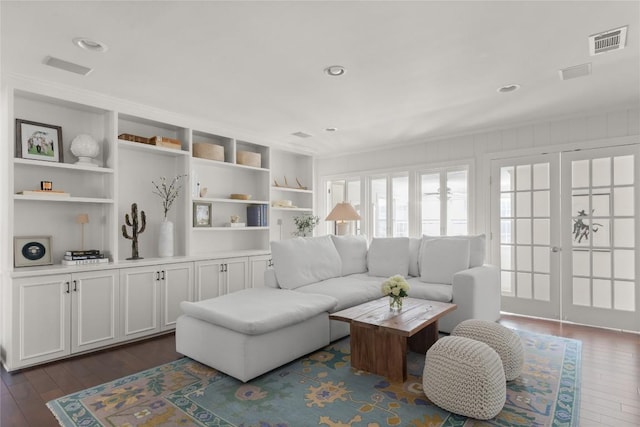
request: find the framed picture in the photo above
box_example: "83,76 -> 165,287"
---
193,202 -> 212,227
14,236 -> 53,267
16,119 -> 64,163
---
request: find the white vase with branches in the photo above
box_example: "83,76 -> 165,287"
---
153,175 -> 186,257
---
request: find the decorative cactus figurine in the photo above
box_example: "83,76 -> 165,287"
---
122,203 -> 146,260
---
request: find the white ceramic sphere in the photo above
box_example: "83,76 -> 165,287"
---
70,134 -> 100,162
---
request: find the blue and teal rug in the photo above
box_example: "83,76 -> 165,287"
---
47,330 -> 581,426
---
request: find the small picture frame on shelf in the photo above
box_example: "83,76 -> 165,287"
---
14,235 -> 53,267
193,202 -> 212,227
15,119 -> 64,163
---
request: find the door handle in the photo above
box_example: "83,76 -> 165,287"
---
551,246 -> 561,253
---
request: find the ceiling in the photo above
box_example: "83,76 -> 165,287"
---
2,1 -> 639,156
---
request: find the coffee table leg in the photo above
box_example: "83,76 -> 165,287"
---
350,324 -> 407,383
408,320 -> 440,353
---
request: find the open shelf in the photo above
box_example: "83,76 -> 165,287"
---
14,195 -> 115,204
13,158 -> 115,174
271,186 -> 313,194
193,226 -> 269,231
118,139 -> 189,157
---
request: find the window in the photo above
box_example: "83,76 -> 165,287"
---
325,178 -> 361,234
419,167 -> 468,235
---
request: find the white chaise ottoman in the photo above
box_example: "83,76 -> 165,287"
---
176,288 -> 338,382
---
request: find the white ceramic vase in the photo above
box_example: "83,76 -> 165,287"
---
158,218 -> 174,257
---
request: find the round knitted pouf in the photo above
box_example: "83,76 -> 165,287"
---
451,319 -> 524,381
423,336 -> 506,420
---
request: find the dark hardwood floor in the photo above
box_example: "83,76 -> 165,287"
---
1,316 -> 639,426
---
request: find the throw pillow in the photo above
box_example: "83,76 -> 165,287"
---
331,234 -> 368,275
270,235 -> 342,289
408,237 -> 422,277
420,237 -> 470,284
423,234 -> 486,268
367,237 -> 410,277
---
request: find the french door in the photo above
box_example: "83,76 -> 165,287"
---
491,145 -> 640,332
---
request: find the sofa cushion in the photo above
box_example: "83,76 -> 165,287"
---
367,237 -> 410,277
180,288 -> 338,335
271,236 -> 342,289
331,234 -> 368,275
420,237 -> 470,284
406,277 -> 453,302
408,237 -> 422,277
424,234 -> 486,268
295,274 -> 384,312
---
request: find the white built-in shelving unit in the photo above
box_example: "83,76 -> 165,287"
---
1,77 -> 314,371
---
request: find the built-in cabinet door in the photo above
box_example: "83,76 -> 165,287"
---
161,262 -> 193,330
71,270 -> 120,353
120,266 -> 160,339
12,274 -> 71,368
195,259 -> 224,301
225,257 -> 249,294
250,255 -> 272,288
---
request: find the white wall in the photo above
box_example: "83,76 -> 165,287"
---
316,108 -> 640,235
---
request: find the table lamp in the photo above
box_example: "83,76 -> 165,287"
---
325,202 -> 361,235
76,213 -> 89,250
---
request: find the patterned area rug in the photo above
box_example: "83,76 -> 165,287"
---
47,330 -> 581,426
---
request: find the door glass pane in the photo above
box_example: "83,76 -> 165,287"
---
592,193 -> 610,217
591,219 -> 610,247
501,166 -> 514,191
501,193 -> 513,217
572,159 -> 589,188
501,219 -> 513,243
592,157 -> 611,187
533,190 -> 549,217
614,187 -> 634,216
392,175 -> 409,237
421,173 -> 440,235
533,246 -> 550,273
572,277 -> 591,306
572,250 -> 590,276
592,251 -> 611,278
371,178 -> 387,237
516,192 -> 531,217
516,165 -> 531,190
347,180 -> 361,235
517,273 -> 532,298
516,219 -> 531,244
534,274 -> 550,301
614,155 -> 634,185
447,170 -> 468,235
614,281 -> 635,311
517,246 -> 532,271
533,163 -> 549,190
614,250 -> 635,280
592,279 -> 612,309
533,219 -> 550,245
502,271 -> 515,295
501,245 -> 514,270
614,218 -> 634,247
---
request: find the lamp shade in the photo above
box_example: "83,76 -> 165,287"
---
325,202 -> 361,221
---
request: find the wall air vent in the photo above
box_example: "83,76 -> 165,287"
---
292,131 -> 313,138
44,56 -> 93,75
589,26 -> 627,56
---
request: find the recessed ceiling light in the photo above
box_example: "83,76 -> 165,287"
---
73,37 -> 108,53
324,65 -> 346,77
497,84 -> 521,94
325,127 -> 338,132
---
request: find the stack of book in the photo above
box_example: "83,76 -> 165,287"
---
246,204 -> 268,227
62,250 -> 109,266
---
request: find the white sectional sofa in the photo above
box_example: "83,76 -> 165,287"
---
176,234 -> 500,381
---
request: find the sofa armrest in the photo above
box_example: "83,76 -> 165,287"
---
438,264 -> 501,333
264,268 -> 280,289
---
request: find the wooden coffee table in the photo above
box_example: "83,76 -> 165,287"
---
329,297 -> 456,383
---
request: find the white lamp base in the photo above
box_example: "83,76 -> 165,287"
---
336,222 -> 350,235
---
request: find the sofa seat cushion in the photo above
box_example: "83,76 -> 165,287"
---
295,274 -> 384,312
406,278 -> 453,302
180,288 -> 338,335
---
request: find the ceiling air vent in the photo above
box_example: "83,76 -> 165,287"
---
44,56 -> 93,75
292,131 -> 313,139
559,63 -> 592,81
589,26 -> 627,56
